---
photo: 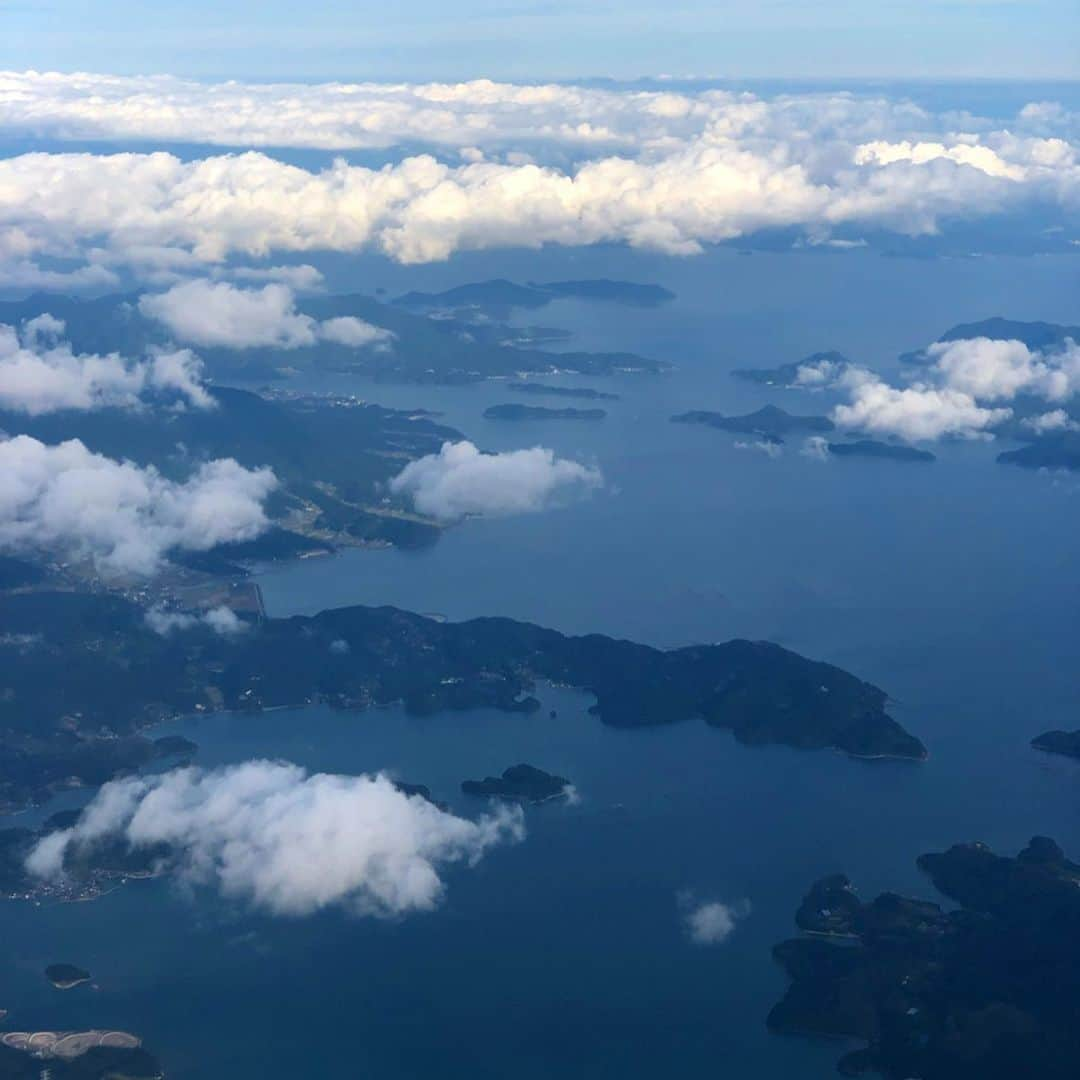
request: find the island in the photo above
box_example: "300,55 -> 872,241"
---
768,836 -> 1080,1079
508,382 -> 618,401
732,351 -> 850,387
827,440 -> 936,462
0,1031 -> 161,1079
672,405 -> 834,437
0,589 -> 925,813
394,278 -> 674,315
900,317 -> 1080,365
483,403 -> 606,421
2,807 -> 169,902
45,964 -> 91,990
998,429 -> 1080,472
1031,729 -> 1080,759
462,764 -> 570,803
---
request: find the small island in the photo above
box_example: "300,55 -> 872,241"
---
998,429 -> 1080,472
732,351 -> 850,387
508,382 -> 618,401
483,403 -> 606,421
672,405 -> 834,437
395,278 -> 674,314
1032,729 -> 1080,759
901,317 -> 1080,365
45,964 -> 91,990
462,764 -> 570,803
827,439 -> 935,462
769,836 -> 1080,1079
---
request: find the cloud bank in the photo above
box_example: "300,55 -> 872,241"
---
0,315 -> 212,414
26,761 -> 525,918
0,76 -> 1076,280
389,440 -> 601,521
0,435 -> 276,575
139,280 -> 393,350
2,72 -> 1077,157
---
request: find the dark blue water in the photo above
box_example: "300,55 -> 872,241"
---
2,245 -> 1080,1078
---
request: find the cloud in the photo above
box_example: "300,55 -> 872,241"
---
683,898 -> 750,945
145,605 -> 250,636
829,336 -> 1080,442
319,315 -> 395,348
26,761 -> 525,918
1023,408 -> 1079,433
0,316 -> 212,415
800,435 -> 831,460
832,369 -> 1010,441
853,139 -> 1028,180
389,440 -> 601,521
0,124 -> 1074,275
139,280 -> 392,351
926,336 -> 1080,402
1,72 -> 1076,158
0,435 -> 276,575
795,356 -> 849,387
733,438 -> 782,458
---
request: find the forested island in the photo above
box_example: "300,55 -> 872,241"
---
769,837 -> 1080,1079
508,382 -> 618,401
1031,729 -> 1080,759
0,589 -> 925,811
672,405 -> 834,438
462,764 -> 570,803
899,317 -> 1080,365
483,403 -> 606,421
394,278 -> 674,315
827,440 -> 936,462
732,351 -> 850,387
45,964 -> 91,990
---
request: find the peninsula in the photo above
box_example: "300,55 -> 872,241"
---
0,590 -> 926,812
769,837 -> 1080,1079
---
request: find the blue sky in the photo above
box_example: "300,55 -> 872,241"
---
2,0 -> 1078,82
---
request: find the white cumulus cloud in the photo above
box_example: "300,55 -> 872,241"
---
389,440 -> 602,521
832,369 -> 1010,442
145,605 -> 250,636
927,336 -> 1080,402
683,898 -> 750,945
829,336 -> 1080,442
0,316 -> 213,414
139,280 -> 392,351
25,761 -> 525,918
0,435 -> 276,575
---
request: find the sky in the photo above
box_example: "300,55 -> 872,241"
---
2,0 -> 1078,83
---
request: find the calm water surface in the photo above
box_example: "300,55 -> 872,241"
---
2,246 -> 1079,1078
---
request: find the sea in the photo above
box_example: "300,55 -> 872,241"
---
2,241 -> 1079,1079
